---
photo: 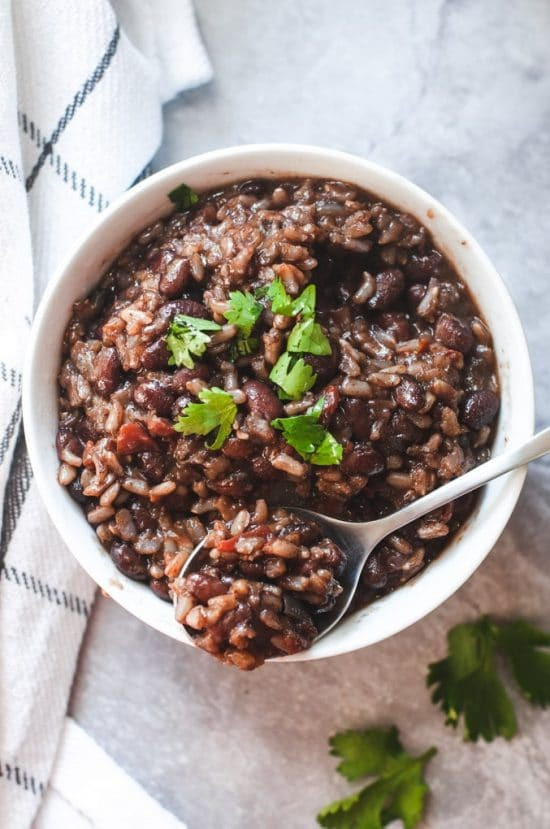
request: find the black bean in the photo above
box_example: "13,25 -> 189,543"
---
382,410 -> 424,451
149,578 -> 171,602
95,347 -> 122,397
163,490 -> 192,512
147,248 -> 173,273
171,363 -> 210,392
133,379 -> 175,416
368,269 -> 405,310
138,452 -> 167,484
147,299 -> 210,342
75,418 -> 99,443
303,342 -> 340,386
56,427 -> 83,459
341,443 -> 385,475
377,312 -> 412,341
238,179 -> 266,196
159,258 -> 191,298
435,313 -> 474,353
67,477 -> 88,504
130,500 -> 157,532
438,282 -> 462,311
405,250 -> 445,283
162,299 -> 209,326
243,380 -> 283,420
141,337 -> 170,370
250,452 -> 280,481
407,283 -> 427,308
361,552 -> 388,590
461,389 -> 499,430
342,398 -> 372,440
222,437 -> 254,459
313,540 -> 345,572
463,355 -> 492,391
110,542 -> 149,581
208,471 -> 253,496
186,570 -> 228,602
395,375 -> 425,412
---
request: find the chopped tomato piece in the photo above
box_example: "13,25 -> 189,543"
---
146,415 -> 177,438
116,422 -> 158,454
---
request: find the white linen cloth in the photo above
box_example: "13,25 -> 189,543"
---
34,718 -> 186,829
0,2 -> 210,827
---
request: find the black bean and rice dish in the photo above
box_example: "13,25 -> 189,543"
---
57,177 -> 499,669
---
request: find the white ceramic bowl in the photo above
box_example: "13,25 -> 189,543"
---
23,144 -> 534,662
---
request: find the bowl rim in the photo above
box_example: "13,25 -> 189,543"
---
23,143 -> 535,662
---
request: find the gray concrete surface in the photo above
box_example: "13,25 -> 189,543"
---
70,1 -> 550,826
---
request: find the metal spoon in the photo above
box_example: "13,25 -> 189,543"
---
179,427 -> 550,644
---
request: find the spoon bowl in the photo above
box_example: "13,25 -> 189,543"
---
178,427 -> 550,647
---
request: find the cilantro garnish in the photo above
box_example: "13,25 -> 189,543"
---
223,290 -> 263,360
166,314 -> 221,369
167,182 -> 200,210
498,620 -> 550,707
290,283 -> 316,318
267,277 -> 294,316
267,278 -> 316,318
173,387 -> 237,450
271,397 -> 342,465
427,616 -> 550,742
229,335 -> 259,361
223,290 -> 263,337
287,317 -> 331,356
269,352 -> 317,400
266,279 -> 331,356
317,726 -> 436,829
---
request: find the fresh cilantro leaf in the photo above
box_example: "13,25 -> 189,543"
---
229,335 -> 259,361
427,616 -> 517,741
267,277 -> 294,316
166,314 -> 221,369
271,397 -> 342,466
318,727 -> 436,829
173,387 -> 237,450
223,290 -> 263,337
253,284 -> 270,299
268,352 -> 317,400
497,620 -> 550,708
329,727 -> 403,782
291,283 -> 316,318
310,432 -> 344,465
287,317 -> 332,356
266,279 -> 317,318
167,182 -> 200,210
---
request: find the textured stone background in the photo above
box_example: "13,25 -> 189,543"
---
71,1 -> 550,826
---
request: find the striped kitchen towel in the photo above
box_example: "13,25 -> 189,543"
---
0,2 -> 210,827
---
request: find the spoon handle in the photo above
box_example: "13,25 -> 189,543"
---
368,426 -> 550,544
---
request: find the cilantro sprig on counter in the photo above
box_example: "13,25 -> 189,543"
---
272,397 -> 342,466
168,182 -> 200,210
427,616 -> 550,742
173,387 -> 237,450
317,727 -> 436,829
166,314 -> 221,369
